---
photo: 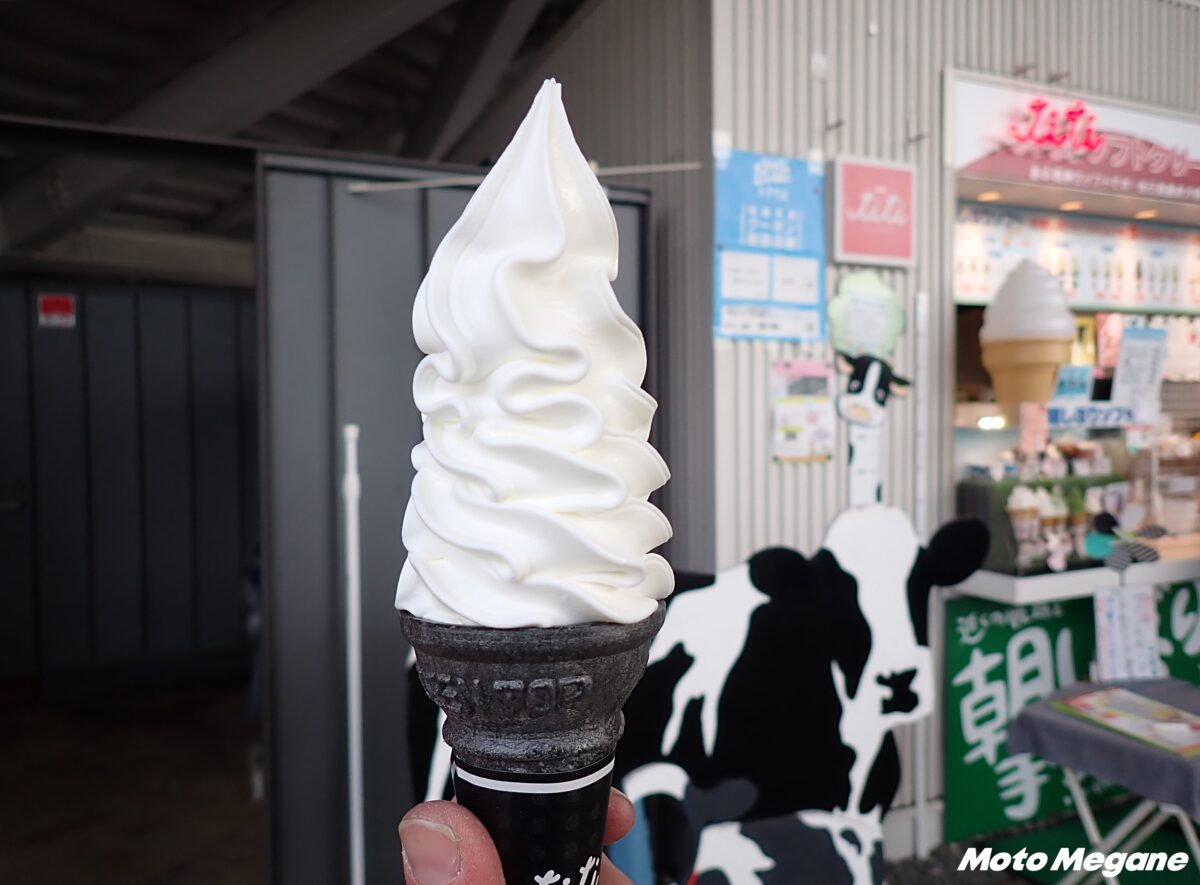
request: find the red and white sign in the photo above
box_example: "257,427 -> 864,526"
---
952,74 -> 1200,204
37,293 -> 76,329
833,156 -> 917,267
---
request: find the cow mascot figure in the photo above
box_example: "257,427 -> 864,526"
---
616,513 -> 988,883
611,350 -> 988,883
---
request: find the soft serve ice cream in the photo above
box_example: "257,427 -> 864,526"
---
980,258 -> 1075,404
395,80 -> 673,628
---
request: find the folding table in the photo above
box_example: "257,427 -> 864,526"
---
1009,678 -> 1200,885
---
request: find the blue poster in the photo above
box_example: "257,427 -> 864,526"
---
713,148 -> 826,341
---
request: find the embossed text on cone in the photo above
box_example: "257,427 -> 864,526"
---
402,603 -> 666,882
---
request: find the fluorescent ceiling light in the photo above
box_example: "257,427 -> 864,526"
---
1059,200 -> 1083,212
977,191 -> 1002,202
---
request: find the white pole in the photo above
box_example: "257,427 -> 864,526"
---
913,291 -> 931,859
342,425 -> 366,885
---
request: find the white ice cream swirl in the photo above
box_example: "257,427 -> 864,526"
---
395,80 -> 673,627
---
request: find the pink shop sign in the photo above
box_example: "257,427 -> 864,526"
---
833,156 -> 917,267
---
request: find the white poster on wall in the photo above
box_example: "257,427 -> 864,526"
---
1111,326 -> 1168,425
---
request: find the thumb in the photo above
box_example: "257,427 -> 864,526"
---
400,800 -> 504,885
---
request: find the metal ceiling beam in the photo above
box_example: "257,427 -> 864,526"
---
447,0 -> 609,163
4,225 -> 255,288
204,191 -> 257,236
401,0 -> 546,160
82,0 -> 290,125
0,0 -> 455,252
0,33 -> 122,90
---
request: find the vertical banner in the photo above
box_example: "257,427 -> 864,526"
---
943,595 -> 1102,842
1094,585 -> 1164,680
713,148 -> 826,341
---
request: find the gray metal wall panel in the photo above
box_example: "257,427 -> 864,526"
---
238,296 -> 259,570
30,282 -> 91,670
262,148 -> 654,885
331,182 -> 424,885
262,169 -> 343,885
84,287 -> 144,661
449,0 -> 716,571
423,188 -> 472,263
8,278 -> 251,676
138,291 -> 195,655
0,281 -> 36,677
612,203 -> 643,324
190,294 -> 244,651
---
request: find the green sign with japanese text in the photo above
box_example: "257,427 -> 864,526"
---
944,580 -> 1200,843
944,596 -> 1098,842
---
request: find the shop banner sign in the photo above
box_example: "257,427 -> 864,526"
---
945,582 -> 1200,842
951,74 -> 1200,205
833,156 -> 916,267
713,148 -> 826,341
1046,403 -> 1136,431
943,595 -> 1104,843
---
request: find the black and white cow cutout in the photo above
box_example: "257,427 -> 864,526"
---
836,353 -> 910,508
614,508 -> 989,884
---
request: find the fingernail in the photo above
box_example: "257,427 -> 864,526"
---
399,818 -> 461,885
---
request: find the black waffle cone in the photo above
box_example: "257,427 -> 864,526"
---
401,603 -> 666,883
401,602 -> 666,774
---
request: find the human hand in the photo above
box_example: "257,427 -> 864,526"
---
399,788 -> 635,885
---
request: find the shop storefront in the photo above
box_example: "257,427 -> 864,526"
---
944,71 -> 1200,846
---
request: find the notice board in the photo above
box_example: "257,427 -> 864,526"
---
713,148 -> 826,342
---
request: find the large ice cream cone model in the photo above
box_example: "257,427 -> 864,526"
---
395,80 -> 672,881
981,338 -> 1073,403
979,259 -> 1075,405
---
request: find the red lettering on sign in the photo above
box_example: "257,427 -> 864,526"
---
1009,97 -> 1105,154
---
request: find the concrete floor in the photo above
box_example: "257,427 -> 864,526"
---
887,843 -> 1027,884
0,685 -> 266,885
0,683 -> 1030,885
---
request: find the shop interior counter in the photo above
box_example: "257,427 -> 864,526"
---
954,554 -> 1200,606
